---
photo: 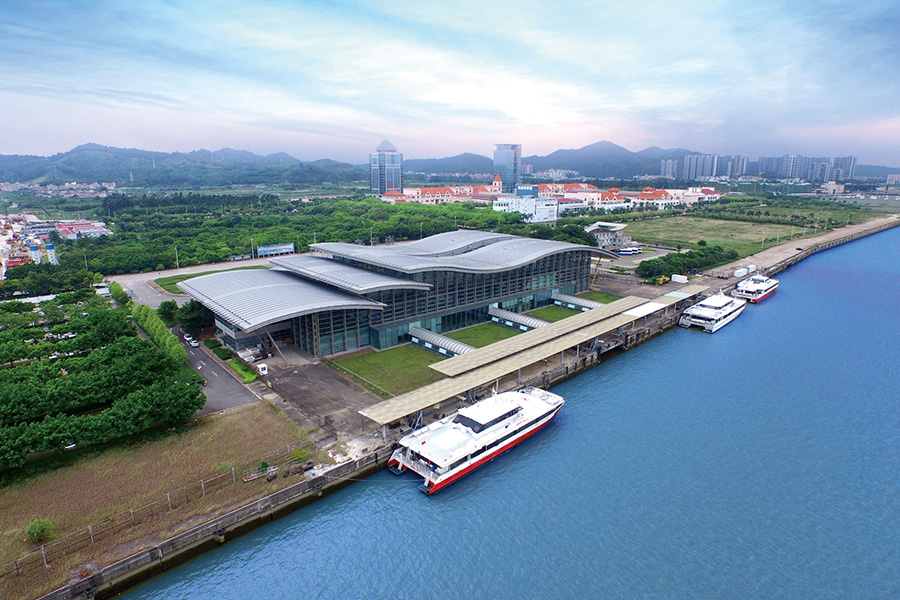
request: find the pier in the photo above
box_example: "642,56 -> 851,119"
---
359,285 -> 707,437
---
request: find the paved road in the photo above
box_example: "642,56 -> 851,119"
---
110,256 -> 274,309
173,325 -> 259,415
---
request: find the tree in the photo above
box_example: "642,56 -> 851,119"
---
176,300 -> 214,334
157,300 -> 178,322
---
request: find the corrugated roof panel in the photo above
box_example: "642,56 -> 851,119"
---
269,255 -> 430,294
177,269 -> 384,332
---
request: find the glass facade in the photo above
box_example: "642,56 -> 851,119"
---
289,248 -> 592,356
370,150 -> 403,195
493,144 -> 521,193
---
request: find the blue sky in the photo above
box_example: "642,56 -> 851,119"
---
1,0 -> 899,165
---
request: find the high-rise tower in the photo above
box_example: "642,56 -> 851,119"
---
493,144 -> 521,193
370,139 -> 403,195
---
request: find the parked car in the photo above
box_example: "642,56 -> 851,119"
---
190,339 -> 200,347
184,334 -> 194,342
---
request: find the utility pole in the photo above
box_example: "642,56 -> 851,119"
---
175,246 -> 180,269
761,232 -> 765,249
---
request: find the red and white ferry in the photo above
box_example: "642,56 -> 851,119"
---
731,274 -> 779,303
387,388 -> 565,495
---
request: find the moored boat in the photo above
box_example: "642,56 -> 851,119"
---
387,387 -> 565,494
678,292 -> 747,333
731,274 -> 779,303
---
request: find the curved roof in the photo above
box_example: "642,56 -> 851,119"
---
551,292 -> 604,310
488,307 -> 550,330
408,327 -> 474,356
312,231 -> 596,275
177,269 -> 384,332
269,255 -> 430,294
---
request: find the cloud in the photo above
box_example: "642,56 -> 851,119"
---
0,0 -> 897,164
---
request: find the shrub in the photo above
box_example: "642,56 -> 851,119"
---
289,448 -> 310,463
26,518 -> 55,542
213,347 -> 232,361
203,338 -> 221,349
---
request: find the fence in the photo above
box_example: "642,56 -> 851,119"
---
36,451 -> 386,600
1,440 -> 316,581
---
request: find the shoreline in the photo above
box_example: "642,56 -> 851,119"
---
30,214 -> 900,600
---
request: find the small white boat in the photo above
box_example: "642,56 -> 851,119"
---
731,274 -> 779,303
678,292 -> 747,333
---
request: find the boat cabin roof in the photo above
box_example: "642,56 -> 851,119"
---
457,395 -> 520,427
701,293 -> 733,308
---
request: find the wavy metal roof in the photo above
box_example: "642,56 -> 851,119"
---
312,232 -> 595,275
268,255 -> 430,294
177,269 -> 384,332
488,307 -> 550,330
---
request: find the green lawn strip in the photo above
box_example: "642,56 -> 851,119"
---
212,347 -> 232,360
203,339 -> 221,349
227,358 -> 258,383
528,305 -> 579,322
443,323 -> 520,348
332,345 -> 442,396
578,291 -> 621,304
154,266 -> 270,294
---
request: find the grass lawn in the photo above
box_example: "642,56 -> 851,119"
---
331,345 -> 442,396
0,402 -> 307,600
528,305 -> 578,322
578,291 -> 622,303
154,266 -> 269,294
443,323 -> 520,348
624,216 -> 837,257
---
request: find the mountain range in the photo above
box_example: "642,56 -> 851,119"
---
0,142 -> 894,186
0,143 -> 366,187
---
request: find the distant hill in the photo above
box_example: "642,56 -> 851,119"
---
0,143 -> 367,186
523,141 -> 690,178
854,164 -> 900,179
403,153 -> 493,174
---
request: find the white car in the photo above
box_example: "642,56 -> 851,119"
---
189,339 -> 200,347
183,334 -> 194,342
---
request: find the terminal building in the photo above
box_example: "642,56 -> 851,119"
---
178,231 -> 598,357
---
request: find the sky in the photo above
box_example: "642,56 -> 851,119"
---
1,0 -> 899,166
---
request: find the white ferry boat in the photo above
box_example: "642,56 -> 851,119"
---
387,388 -> 565,495
678,292 -> 747,333
731,274 -> 779,303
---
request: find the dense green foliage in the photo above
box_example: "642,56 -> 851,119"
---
108,280 -> 130,306
132,304 -> 188,363
156,299 -> 178,322
635,246 -> 739,278
0,294 -> 205,469
0,262 -> 95,300
55,195 -> 528,275
175,300 -> 214,335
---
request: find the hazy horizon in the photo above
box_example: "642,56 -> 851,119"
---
2,1 -> 898,165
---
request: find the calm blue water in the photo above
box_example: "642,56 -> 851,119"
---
121,228 -> 900,600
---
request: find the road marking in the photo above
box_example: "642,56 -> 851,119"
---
211,371 -> 219,377
199,360 -> 206,367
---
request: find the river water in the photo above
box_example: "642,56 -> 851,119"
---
121,228 -> 900,600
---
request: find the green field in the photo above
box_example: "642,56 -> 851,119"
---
625,217 -> 833,257
154,266 -> 270,294
528,305 -> 578,322
331,345 -> 443,396
443,323 -> 521,347
578,291 -> 622,303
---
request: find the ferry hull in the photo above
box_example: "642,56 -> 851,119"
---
389,402 -> 563,495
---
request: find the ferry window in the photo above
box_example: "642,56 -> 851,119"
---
453,414 -> 484,433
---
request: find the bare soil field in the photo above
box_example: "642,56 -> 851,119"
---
0,402 -> 313,600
